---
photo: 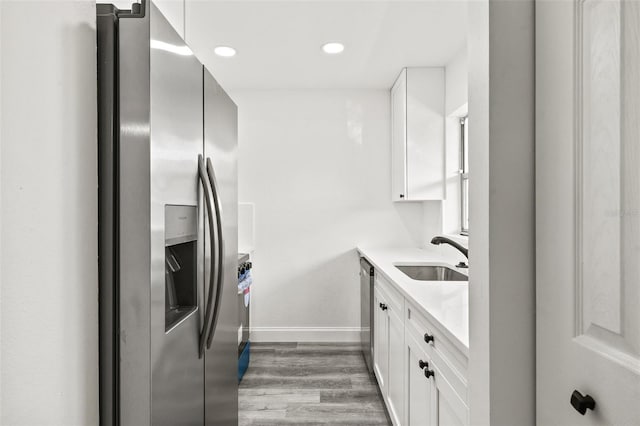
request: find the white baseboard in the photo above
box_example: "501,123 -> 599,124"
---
250,327 -> 361,343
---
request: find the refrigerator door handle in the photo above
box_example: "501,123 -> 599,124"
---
198,154 -> 218,358
205,157 -> 225,349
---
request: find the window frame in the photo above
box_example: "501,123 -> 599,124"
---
460,116 -> 469,235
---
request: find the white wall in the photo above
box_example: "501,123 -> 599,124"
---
442,47 -> 468,236
0,2 -> 99,424
445,48 -> 469,117
467,1 -> 536,425
233,89 -> 427,341
421,201 -> 443,246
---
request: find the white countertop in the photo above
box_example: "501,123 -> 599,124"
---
357,246 -> 469,355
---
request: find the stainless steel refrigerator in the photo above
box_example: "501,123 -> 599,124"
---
97,1 -> 238,424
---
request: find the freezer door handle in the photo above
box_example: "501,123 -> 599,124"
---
205,157 -> 225,349
198,154 -> 218,358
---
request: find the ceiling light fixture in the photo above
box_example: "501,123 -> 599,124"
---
214,46 -> 236,58
322,42 -> 345,55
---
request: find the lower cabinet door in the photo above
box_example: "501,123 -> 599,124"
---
387,308 -> 405,425
373,288 -> 389,394
432,363 -> 468,426
406,332 -> 433,426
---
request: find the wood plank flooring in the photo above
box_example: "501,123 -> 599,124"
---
239,343 -> 391,426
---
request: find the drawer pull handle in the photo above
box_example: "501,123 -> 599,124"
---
424,333 -> 434,344
418,360 -> 428,369
570,390 -> 595,415
424,369 -> 435,379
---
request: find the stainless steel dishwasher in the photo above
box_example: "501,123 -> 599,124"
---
360,257 -> 375,374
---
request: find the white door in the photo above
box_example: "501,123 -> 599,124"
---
536,1 -> 640,424
374,287 -> 389,393
406,333 -> 433,426
431,363 -> 466,426
387,306 -> 405,425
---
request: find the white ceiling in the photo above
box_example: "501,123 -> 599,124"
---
185,1 -> 468,90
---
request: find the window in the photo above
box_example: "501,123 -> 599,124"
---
460,116 -> 469,235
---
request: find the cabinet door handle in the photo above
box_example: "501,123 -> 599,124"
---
424,369 -> 435,379
424,333 -> 434,344
399,194 -> 405,199
418,360 -> 428,369
570,390 -> 596,415
380,303 -> 388,311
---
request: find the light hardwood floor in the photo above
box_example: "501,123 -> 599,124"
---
239,342 -> 391,425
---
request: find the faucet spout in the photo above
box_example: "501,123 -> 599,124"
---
430,236 -> 468,260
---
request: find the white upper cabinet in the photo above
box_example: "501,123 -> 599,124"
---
391,71 -> 408,201
391,68 -> 445,201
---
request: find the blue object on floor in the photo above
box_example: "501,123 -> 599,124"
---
238,340 -> 250,382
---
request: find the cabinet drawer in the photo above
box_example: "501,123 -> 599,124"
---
405,301 -> 468,404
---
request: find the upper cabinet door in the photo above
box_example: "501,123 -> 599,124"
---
391,69 -> 408,201
391,68 -> 445,202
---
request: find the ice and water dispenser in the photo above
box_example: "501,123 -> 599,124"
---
165,205 -> 198,332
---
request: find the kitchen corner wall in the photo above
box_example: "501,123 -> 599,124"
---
0,1 -> 98,424
233,89 -> 429,342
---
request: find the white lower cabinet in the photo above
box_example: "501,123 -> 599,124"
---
372,272 -> 469,426
406,331 -> 433,425
431,363 -> 467,426
387,306 -> 405,425
373,286 -> 389,395
374,273 -> 405,425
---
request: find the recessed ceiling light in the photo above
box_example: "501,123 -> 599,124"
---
214,46 -> 236,58
322,42 -> 345,55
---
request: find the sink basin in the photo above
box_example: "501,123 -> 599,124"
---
395,265 -> 468,282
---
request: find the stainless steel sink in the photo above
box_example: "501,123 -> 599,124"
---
395,265 -> 468,282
